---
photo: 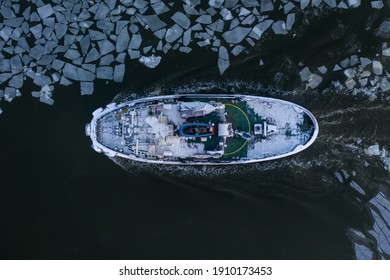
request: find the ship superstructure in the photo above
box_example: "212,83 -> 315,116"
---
86,94 -> 318,164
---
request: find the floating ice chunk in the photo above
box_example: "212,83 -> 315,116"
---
339,58 -> 350,68
33,73 -> 52,87
114,64 -> 125,83
64,49 -> 81,60
183,29 -> 192,46
360,57 -> 371,67
89,30 -> 106,41
81,64 -> 96,73
220,8 -> 233,20
365,144 -> 381,156
129,34 -> 142,49
94,4 -> 110,20
37,4 -> 55,20
372,60 -> 383,75
308,74 -> 323,89
133,0 -> 148,9
379,77 -> 390,92
350,181 -> 366,195
324,0 -> 337,7
98,40 -> 115,56
359,78 -> 368,87
317,66 -> 327,74
241,0 -> 258,7
136,14 -> 167,32
0,73 -> 12,85
261,0 -> 274,12
345,78 -> 356,89
382,47 -> 390,56
4,18 -> 24,28
63,63 -> 95,81
337,1 -> 348,8
152,2 -> 170,14
30,24 -> 43,39
286,14 -> 295,31
105,0 -> 117,10
85,48 -> 100,63
183,4 -> 199,15
284,2 -> 295,14
0,59 -> 11,72
0,26 -> 13,41
54,23 -> 67,39
39,90 -> 54,105
4,87 -> 17,102
139,55 -> 161,68
78,35 -> 90,56
209,0 -> 224,8
128,50 -> 141,59
97,66 -> 114,80
179,47 -> 192,53
354,243 -> 374,260
231,45 -> 245,56
30,12 -> 41,22
197,15 -> 212,24
299,67 -> 312,82
154,29 -> 166,39
371,1 -> 384,9
1,7 -> 16,19
129,24 -> 139,34
80,82 -> 94,95
350,55 -> 359,66
239,7 -> 251,17
222,27 -> 251,44
99,54 -> 114,66
17,38 -> 30,52
10,55 -> 23,75
51,59 -> 65,71
115,53 -> 126,63
301,0 -> 310,10
37,55 -> 56,66
172,12 -> 191,29
8,74 -> 24,88
218,46 -> 230,75
334,171 -> 343,183
97,21 -> 114,33
165,24 -> 184,43
60,76 -> 73,86
348,0 -> 361,7
259,59 -> 264,65
344,68 -> 356,78
116,28 -> 130,53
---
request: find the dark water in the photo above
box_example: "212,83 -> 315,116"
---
1,4 -> 390,260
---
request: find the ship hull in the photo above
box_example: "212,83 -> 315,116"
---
86,94 -> 319,165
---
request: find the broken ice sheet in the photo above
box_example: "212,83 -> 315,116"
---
138,55 -> 162,68
165,24 -> 184,43
116,28 -> 130,53
218,46 -> 230,75
222,27 -> 251,44
136,14 -> 167,32
97,66 -> 114,80
80,82 -> 94,95
114,64 -> 125,83
272,21 -> 288,35
172,12 -> 191,29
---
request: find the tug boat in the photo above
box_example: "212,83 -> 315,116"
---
85,94 -> 318,165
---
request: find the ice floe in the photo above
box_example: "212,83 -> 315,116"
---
138,55 -> 162,68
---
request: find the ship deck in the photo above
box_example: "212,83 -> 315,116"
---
89,95 -> 317,164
